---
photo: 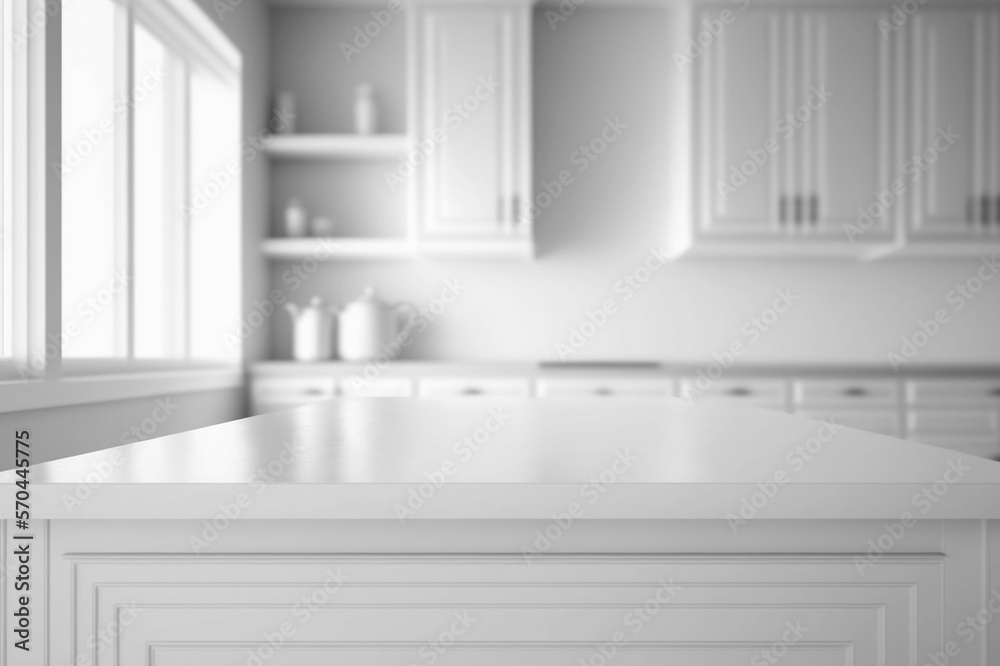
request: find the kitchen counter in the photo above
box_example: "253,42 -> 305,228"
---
4,397 -> 1000,520
4,399 -> 1000,662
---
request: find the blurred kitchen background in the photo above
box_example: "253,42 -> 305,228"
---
3,0 -> 1000,465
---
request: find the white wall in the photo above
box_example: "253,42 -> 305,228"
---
264,8 -> 999,367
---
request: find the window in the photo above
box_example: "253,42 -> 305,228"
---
58,0 -> 241,365
61,0 -> 119,358
0,0 -> 10,359
1,0 -> 240,391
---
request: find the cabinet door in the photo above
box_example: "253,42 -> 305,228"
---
695,9 -> 787,236
417,7 -> 526,238
988,12 -> 1000,232
907,409 -> 1000,460
797,409 -> 901,438
805,9 -> 899,239
910,9 -> 996,237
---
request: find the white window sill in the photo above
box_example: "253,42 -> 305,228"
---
0,363 -> 244,414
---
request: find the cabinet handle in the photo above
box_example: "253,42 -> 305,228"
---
795,195 -> 804,225
982,195 -> 991,226
726,387 -> 752,397
810,194 -> 819,225
843,387 -> 868,397
594,387 -> 614,396
966,196 -> 974,224
779,196 -> 788,225
497,196 -> 504,223
996,195 -> 1000,225
461,387 -> 484,396
511,194 -> 519,226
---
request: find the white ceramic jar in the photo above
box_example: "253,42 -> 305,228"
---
285,297 -> 338,361
354,84 -> 376,135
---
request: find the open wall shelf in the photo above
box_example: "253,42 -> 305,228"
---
261,237 -> 415,260
264,134 -> 411,160
260,237 -> 534,261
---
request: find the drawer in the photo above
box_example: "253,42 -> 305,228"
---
796,409 -> 901,438
251,377 -> 337,415
417,377 -> 532,397
911,437 -> 1000,461
906,409 -> 1000,439
906,379 -> 1000,406
339,377 -> 414,397
536,378 -> 674,397
678,378 -> 788,409
793,378 -> 899,407
252,377 -> 337,400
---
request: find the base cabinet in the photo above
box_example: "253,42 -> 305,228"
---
17,519 -> 1000,665
251,367 -> 1000,460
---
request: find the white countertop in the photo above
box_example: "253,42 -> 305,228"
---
4,397 -> 1000,520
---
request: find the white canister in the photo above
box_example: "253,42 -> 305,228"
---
354,84 -> 376,135
285,297 -> 338,361
274,91 -> 296,134
284,199 -> 307,237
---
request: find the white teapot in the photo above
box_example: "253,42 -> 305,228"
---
338,287 -> 417,361
285,297 -> 338,361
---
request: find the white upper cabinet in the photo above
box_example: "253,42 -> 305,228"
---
909,9 -> 1000,239
681,2 -> 1000,258
806,9 -> 899,241
690,6 -> 898,253
413,3 -> 532,255
694,9 -> 783,237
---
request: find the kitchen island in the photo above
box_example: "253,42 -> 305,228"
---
3,397 -> 1000,664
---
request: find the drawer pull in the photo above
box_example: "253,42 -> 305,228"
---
726,387 -> 752,397
843,387 -> 868,397
461,387 -> 484,396
303,388 -> 325,396
594,387 -> 614,396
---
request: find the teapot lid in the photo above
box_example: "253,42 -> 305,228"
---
357,287 -> 378,302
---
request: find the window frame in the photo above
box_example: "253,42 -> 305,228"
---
0,0 -> 243,411
0,0 -> 12,359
